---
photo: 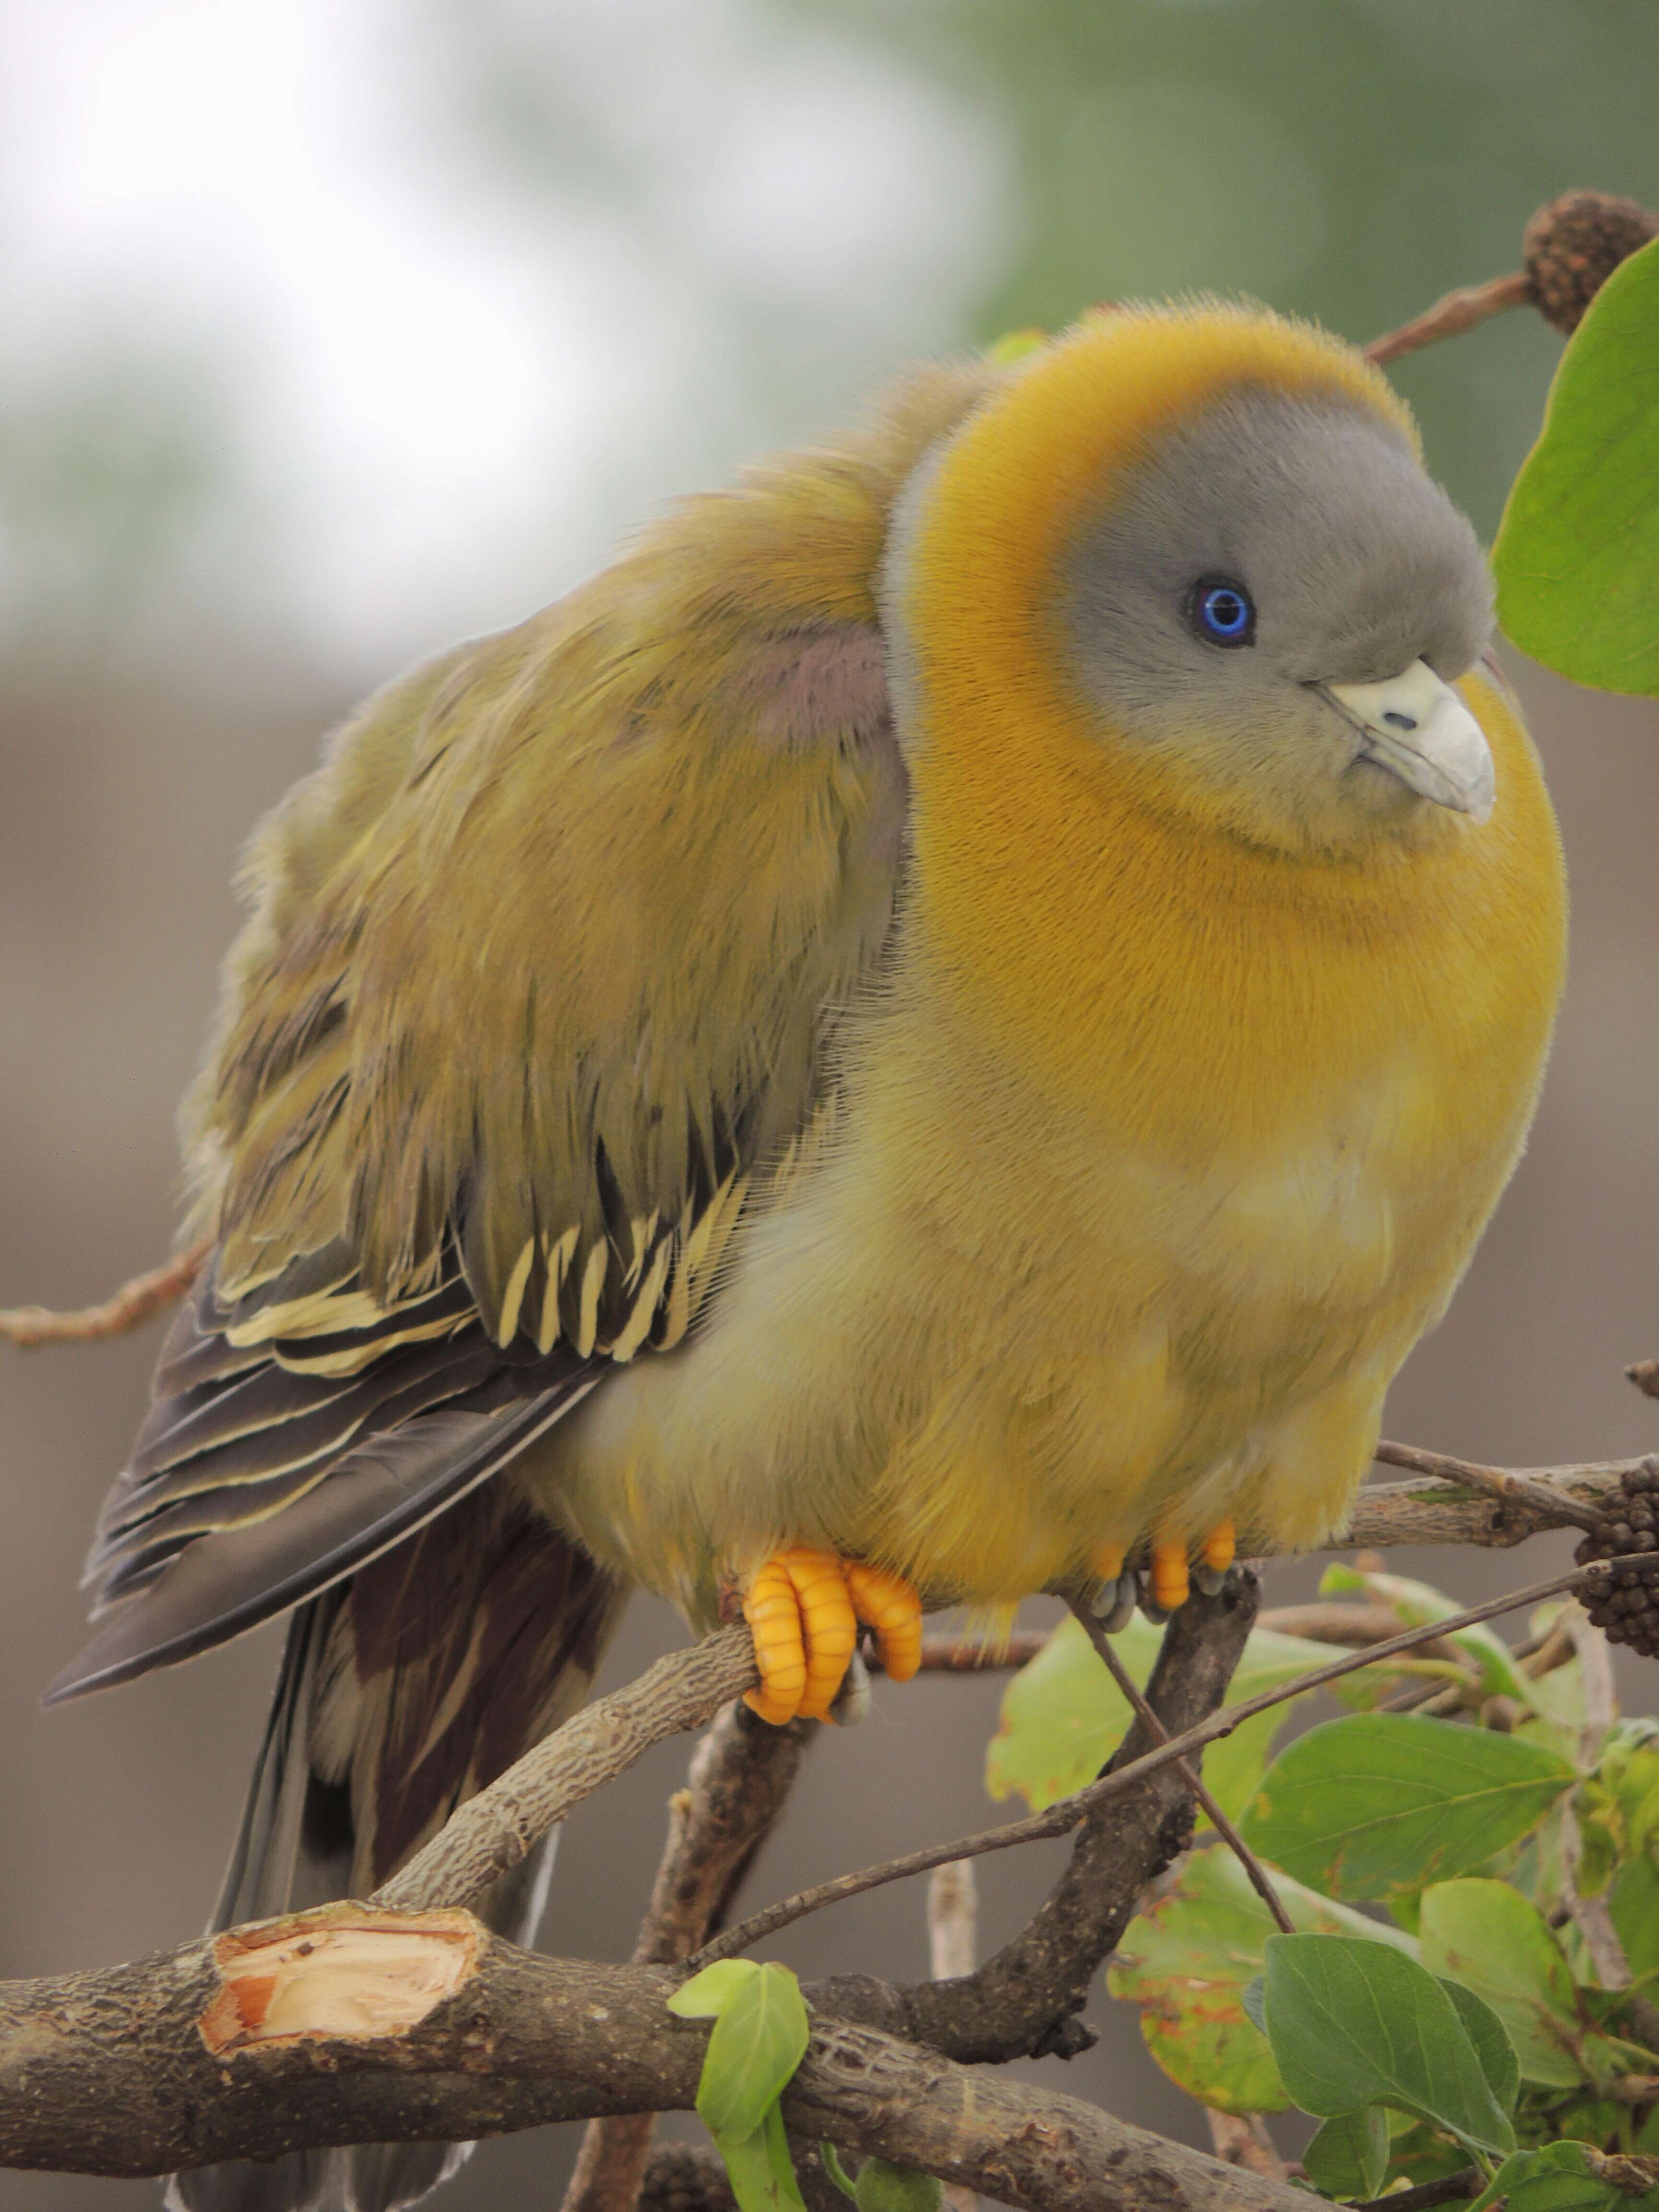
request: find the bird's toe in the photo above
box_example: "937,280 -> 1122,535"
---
742,1546 -> 857,1724
845,1560 -> 923,1684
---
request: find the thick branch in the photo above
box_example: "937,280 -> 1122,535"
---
0,1904 -> 1307,2212
1371,1439 -> 1609,1538
809,1572 -> 1259,2065
1068,1592 -> 1294,1936
1350,1454 -> 1630,1548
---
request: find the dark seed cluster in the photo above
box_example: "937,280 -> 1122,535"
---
1575,1457 -> 1659,1657
639,2146 -> 736,2212
1524,189 -> 1659,335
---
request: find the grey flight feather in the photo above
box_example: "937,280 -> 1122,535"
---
45,1386 -> 596,1702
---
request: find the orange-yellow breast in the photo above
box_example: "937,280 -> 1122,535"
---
541,312 -> 1567,1615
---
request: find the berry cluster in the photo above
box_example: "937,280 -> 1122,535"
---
1524,190 -> 1659,335
1575,1458 -> 1659,1657
640,2147 -> 735,2212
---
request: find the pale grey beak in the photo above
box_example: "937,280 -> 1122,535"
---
1322,659 -> 1495,826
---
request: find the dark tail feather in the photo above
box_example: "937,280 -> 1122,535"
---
166,1487 -> 629,2212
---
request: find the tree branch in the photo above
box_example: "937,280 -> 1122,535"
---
0,1235 -> 211,1347
563,1701 -> 816,2212
779,1573 -> 1259,2065
374,1624 -> 759,1911
690,1557 -> 1632,1971
1372,1438 -> 1610,1538
1066,1592 -> 1294,1937
1349,1455 -> 1629,1548
0,1903 -> 1313,2212
1363,270 -> 1534,365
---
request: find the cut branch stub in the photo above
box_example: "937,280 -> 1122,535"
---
198,1907 -> 482,2056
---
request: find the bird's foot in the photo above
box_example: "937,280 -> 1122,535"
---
1190,1518 -> 1237,1598
1086,1522 -> 1238,1627
741,1547 -> 921,1724
1150,1518 -> 1237,1609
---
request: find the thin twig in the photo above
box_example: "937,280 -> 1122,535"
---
927,1861 -> 978,1982
562,1700 -> 814,2212
1564,1602 -> 1618,1761
1066,1594 -> 1294,1936
688,1558 -> 1634,1969
1354,2174 -> 1480,2212
909,1631 -> 1048,1673
1375,1437 -> 1608,1539
927,1862 -> 979,2212
1204,2112 -> 1289,2184
1347,1462 -> 1632,1549
0,1235 -> 210,1347
375,1625 -> 758,1911
1364,270 -> 1534,365
1254,1601 -> 1457,1651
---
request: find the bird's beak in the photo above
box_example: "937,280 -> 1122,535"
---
1322,660 -> 1495,826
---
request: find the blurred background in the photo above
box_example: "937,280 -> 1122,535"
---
2,1 -> 1658,2204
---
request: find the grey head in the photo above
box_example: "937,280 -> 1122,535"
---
1060,384 -> 1496,855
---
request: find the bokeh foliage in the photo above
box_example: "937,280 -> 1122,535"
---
764,0 -> 1659,540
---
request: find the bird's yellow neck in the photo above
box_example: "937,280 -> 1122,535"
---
904,666 -> 1561,1167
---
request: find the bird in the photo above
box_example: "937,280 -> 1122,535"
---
50,301 -> 1566,2212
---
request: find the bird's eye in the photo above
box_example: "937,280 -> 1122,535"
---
1188,577 -> 1256,649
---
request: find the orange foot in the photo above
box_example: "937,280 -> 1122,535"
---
1149,1518 -> 1236,1611
741,1548 -> 922,1725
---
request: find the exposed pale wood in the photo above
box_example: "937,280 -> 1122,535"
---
199,1910 -> 481,2054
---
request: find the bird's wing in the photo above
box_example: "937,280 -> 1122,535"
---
52,358 -> 996,1703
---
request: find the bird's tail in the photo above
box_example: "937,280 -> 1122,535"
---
167,1484 -> 628,2212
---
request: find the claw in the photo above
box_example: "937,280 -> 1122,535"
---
741,1549 -> 921,1724
1098,1570 -> 1140,1634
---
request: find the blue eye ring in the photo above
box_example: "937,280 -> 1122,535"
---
1189,576 -> 1256,649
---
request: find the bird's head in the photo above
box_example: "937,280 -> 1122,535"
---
883,304 -> 1497,861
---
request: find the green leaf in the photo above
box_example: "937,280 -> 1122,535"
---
1106,1844 -> 1415,2114
669,1959 -> 761,2018
1302,2105 -> 1389,2202
1238,1714 -> 1575,1902
1611,1853 -> 1659,1983
854,2159 -> 943,2212
695,1963 -> 811,2143
1467,2142 -> 1621,2212
1595,1723 -> 1659,1862
1260,1933 -> 1515,2155
1420,1877 -> 1602,2090
713,2107 -> 811,2212
985,1613 -> 1384,1821
1318,1563 -> 1533,1709
1438,1976 -> 1522,2114
1493,233 -> 1659,697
